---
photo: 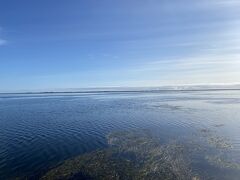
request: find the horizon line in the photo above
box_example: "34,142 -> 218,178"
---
1,83 -> 240,94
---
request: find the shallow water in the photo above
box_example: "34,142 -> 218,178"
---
0,90 -> 240,179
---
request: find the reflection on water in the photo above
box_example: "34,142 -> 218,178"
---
0,90 -> 240,179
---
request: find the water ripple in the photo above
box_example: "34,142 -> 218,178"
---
0,91 -> 240,179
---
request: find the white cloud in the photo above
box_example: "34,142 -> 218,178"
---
214,0 -> 240,6
0,39 -> 7,46
125,51 -> 240,86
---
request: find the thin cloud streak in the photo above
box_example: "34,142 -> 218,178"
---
0,39 -> 7,46
0,27 -> 7,46
214,0 -> 240,6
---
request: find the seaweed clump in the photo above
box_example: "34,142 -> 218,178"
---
200,128 -> 233,149
206,155 -> 240,170
41,130 -> 198,180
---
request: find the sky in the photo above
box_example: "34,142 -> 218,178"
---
0,0 -> 240,92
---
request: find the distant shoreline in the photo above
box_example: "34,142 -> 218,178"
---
1,88 -> 240,95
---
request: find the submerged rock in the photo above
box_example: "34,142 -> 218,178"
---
42,130 -> 198,180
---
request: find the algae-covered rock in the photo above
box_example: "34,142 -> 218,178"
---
42,131 -> 197,180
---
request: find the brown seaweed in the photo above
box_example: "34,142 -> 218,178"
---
42,131 -> 198,180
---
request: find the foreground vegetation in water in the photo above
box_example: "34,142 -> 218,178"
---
41,130 -> 197,180
42,130 -> 240,180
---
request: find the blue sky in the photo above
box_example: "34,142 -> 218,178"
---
0,0 -> 240,92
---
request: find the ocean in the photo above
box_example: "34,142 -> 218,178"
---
0,90 -> 240,179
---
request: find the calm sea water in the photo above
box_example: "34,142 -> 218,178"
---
0,90 -> 240,179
